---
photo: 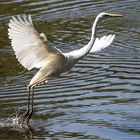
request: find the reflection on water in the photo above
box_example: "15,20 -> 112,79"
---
0,0 -> 140,139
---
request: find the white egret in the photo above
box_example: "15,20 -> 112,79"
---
8,12 -> 123,123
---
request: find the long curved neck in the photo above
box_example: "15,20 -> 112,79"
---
79,18 -> 99,58
68,16 -> 99,61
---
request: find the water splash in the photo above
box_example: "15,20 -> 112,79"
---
0,115 -> 33,139
0,109 -> 33,132
0,116 -> 31,130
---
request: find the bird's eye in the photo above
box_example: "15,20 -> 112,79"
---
105,14 -> 110,17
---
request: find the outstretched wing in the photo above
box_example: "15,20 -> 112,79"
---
90,34 -> 115,53
8,14 -> 63,70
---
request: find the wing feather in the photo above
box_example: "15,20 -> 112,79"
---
8,14 -> 63,70
90,34 -> 115,53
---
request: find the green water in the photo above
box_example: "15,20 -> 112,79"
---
0,0 -> 140,139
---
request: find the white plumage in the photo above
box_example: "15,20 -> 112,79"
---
8,15 -> 62,70
90,34 -> 115,53
8,12 -> 122,123
8,14 -> 115,71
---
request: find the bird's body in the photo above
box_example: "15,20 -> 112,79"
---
30,53 -> 71,86
8,12 -> 122,123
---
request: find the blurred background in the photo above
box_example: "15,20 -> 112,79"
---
0,0 -> 140,139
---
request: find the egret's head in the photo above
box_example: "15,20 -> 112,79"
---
92,12 -> 123,32
97,12 -> 123,20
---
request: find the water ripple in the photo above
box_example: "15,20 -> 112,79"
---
0,0 -> 140,139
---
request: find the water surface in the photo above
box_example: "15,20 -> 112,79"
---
0,0 -> 140,139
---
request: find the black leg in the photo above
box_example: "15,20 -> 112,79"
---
23,86 -> 31,117
26,86 -> 34,122
18,85 -> 31,124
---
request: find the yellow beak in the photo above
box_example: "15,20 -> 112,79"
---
107,13 -> 123,17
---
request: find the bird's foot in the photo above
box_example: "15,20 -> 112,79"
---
18,110 -> 33,125
17,110 -> 30,124
26,111 -> 33,123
